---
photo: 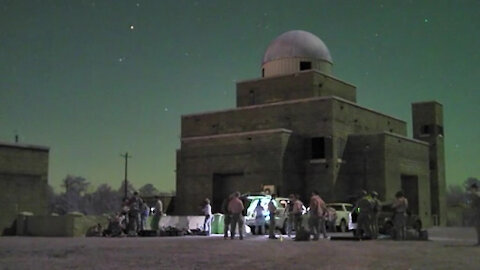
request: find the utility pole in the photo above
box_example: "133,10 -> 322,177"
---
121,152 -> 132,200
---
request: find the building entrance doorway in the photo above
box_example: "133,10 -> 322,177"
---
401,174 -> 419,215
212,173 -> 244,213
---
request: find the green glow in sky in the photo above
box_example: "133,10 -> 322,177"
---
1,1 -> 479,191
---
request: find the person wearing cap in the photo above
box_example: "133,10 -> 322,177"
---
467,183 -> 480,246
370,191 -> 381,239
392,190 -> 408,240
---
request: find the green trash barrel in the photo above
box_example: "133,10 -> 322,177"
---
211,213 -> 224,234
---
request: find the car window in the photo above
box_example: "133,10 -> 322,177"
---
345,205 -> 353,212
329,205 -> 343,211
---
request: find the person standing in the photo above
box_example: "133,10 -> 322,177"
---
120,198 -> 130,233
228,192 -> 244,240
128,192 -> 142,234
327,206 -> 337,232
355,190 -> 373,239
467,183 -> 480,246
285,195 -> 295,237
392,191 -> 408,240
309,191 -> 328,240
268,195 -> 278,239
202,198 -> 213,236
370,191 -> 381,239
291,194 -> 304,235
151,196 -> 163,231
140,201 -> 150,231
221,194 -> 233,239
253,200 -> 266,235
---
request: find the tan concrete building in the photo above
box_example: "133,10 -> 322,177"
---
175,30 -> 446,227
0,141 -> 49,234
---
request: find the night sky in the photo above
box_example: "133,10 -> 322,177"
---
1,1 -> 479,192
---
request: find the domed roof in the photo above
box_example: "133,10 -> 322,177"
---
262,30 -> 332,64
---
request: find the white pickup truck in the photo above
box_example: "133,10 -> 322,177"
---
326,203 -> 353,232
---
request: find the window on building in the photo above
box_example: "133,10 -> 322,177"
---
311,137 -> 326,159
249,90 -> 255,105
300,61 -> 312,71
421,125 -> 430,135
437,125 -> 444,136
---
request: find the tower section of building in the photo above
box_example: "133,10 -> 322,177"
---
412,101 -> 446,226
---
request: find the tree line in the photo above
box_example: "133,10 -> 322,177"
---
47,175 -> 173,215
446,177 -> 479,207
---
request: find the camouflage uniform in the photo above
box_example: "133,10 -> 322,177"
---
221,197 -> 232,239
356,196 -> 374,238
128,195 -> 142,233
371,194 -> 381,239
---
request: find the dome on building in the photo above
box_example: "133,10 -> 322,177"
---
261,30 -> 333,77
262,30 -> 332,64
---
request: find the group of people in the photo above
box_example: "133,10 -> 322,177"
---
103,192 -> 164,237
221,192 -> 246,240
354,190 -> 408,240
212,189 -> 415,241
217,190 -> 333,241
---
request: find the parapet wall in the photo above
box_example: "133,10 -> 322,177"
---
16,213 -> 108,237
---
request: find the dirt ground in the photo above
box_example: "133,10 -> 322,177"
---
0,227 -> 479,270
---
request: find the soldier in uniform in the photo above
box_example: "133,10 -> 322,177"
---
221,193 -> 233,239
370,191 -> 382,239
128,192 -> 142,234
355,190 -> 373,239
467,183 -> 480,246
392,191 -> 408,240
